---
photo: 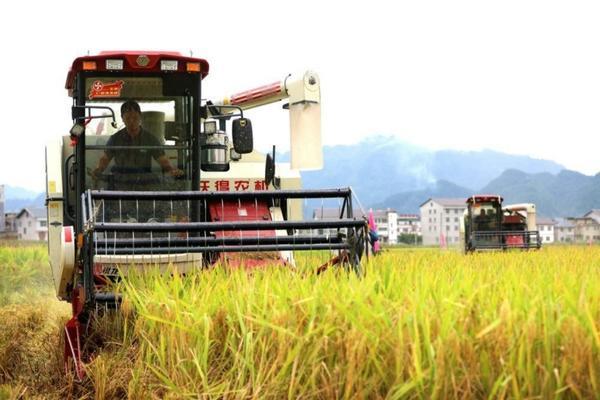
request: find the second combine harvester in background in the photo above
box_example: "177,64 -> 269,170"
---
461,194 -> 541,252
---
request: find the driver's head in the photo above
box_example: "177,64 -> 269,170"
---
121,100 -> 142,135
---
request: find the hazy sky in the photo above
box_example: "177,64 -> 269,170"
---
1,0 -> 599,191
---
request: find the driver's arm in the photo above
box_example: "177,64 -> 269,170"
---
93,152 -> 112,177
157,155 -> 183,177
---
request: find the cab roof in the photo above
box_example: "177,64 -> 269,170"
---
466,194 -> 503,204
65,51 -> 209,93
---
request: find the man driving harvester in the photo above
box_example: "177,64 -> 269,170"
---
91,100 -> 183,189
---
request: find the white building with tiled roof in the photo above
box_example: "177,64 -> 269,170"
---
554,217 -> 575,243
312,207 -> 365,242
536,217 -> 556,244
312,207 -> 421,245
583,209 -> 600,224
419,198 -> 467,246
569,210 -> 600,243
397,214 -> 421,235
370,209 -> 398,244
16,207 -> 48,241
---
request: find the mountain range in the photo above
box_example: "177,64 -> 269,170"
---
3,190 -> 45,213
292,137 -> 597,218
480,169 -> 600,217
374,169 -> 600,217
296,136 -> 565,204
3,136 -> 598,218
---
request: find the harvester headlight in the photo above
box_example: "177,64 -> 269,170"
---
105,59 -> 123,70
70,123 -> 85,137
82,61 -> 97,71
160,60 -> 178,71
186,62 -> 201,72
204,121 -> 217,134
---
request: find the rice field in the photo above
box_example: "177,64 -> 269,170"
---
0,244 -> 69,400
0,243 -> 599,399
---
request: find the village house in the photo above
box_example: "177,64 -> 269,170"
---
419,198 -> 467,246
553,217 -> 575,243
1,212 -> 18,239
568,210 -> 600,243
536,217 -> 556,244
312,208 -> 359,241
313,208 -> 421,245
370,209 -> 398,245
397,214 -> 421,235
583,209 -> 600,224
16,208 -> 48,241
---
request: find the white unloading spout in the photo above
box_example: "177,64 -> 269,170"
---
504,203 -> 537,231
212,71 -> 323,171
286,71 -> 322,171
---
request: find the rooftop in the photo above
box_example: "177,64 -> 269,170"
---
312,208 -> 404,220
583,209 -> 600,224
17,207 -> 46,219
553,217 -> 575,228
398,214 -> 420,219
420,198 -> 467,208
313,208 -> 364,219
536,217 -> 556,226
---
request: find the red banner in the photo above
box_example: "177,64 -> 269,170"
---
88,80 -> 125,99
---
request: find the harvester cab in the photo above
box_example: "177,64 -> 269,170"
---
462,195 -> 541,252
46,51 -> 367,378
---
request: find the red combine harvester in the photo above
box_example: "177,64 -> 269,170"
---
45,51 -> 367,378
462,195 -> 541,252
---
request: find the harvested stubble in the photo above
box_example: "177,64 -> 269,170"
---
0,244 -> 70,400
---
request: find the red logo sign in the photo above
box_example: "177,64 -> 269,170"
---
88,80 -> 125,99
199,179 -> 268,192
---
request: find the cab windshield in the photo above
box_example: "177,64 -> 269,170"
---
471,202 -> 501,230
83,77 -> 193,193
